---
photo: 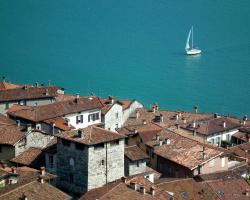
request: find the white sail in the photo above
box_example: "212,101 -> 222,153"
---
185,29 -> 192,50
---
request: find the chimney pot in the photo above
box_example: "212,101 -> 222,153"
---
214,113 -> 218,118
11,167 -> 17,174
136,111 -> 140,119
150,186 -> 155,196
156,135 -> 160,141
38,175 -> 44,184
45,88 -> 49,96
223,121 -> 226,128
143,120 -> 147,125
140,185 -> 146,194
194,105 -> 198,113
130,181 -> 138,191
160,114 -> 164,122
192,120 -> 196,128
159,139 -> 163,146
40,167 -> 46,176
121,176 -> 127,184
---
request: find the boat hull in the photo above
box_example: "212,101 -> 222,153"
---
186,48 -> 201,55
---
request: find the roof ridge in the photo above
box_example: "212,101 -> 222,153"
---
98,181 -> 123,200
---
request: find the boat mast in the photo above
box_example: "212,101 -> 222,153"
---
192,26 -> 193,49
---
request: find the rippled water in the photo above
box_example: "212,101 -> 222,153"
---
0,0 -> 250,117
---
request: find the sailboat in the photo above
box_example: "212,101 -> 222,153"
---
185,26 -> 201,55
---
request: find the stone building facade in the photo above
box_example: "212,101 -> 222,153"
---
56,126 -> 125,195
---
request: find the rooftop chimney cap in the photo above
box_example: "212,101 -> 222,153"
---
38,175 -> 44,184
222,121 -> 226,128
243,115 -> 248,121
40,167 -> 46,176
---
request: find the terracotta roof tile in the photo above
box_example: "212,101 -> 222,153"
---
43,117 -> 74,131
0,86 -> 61,102
8,97 -> 103,122
58,126 -> 125,145
0,114 -> 16,126
146,130 -> 224,169
0,125 -> 25,145
124,108 -> 213,128
0,82 -> 23,90
206,178 -> 250,200
183,116 -> 241,136
11,147 -> 43,166
125,146 -> 149,161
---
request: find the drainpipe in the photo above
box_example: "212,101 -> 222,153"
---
105,142 -> 108,185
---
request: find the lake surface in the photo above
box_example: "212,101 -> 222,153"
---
0,0 -> 250,117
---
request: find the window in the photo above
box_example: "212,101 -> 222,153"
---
76,115 -> 83,124
221,157 -> 225,167
0,146 -> 2,153
62,139 -> 70,147
115,112 -> 119,119
226,134 -> 230,142
49,155 -> 54,168
116,123 -> 119,129
101,159 -> 105,166
210,138 -> 215,144
88,112 -> 100,122
94,143 -> 104,150
209,159 -> 215,167
110,140 -> 119,146
69,158 -> 75,167
5,103 -> 9,110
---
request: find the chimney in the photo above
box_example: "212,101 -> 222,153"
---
159,139 -> 163,146
78,129 -> 84,139
16,120 -> 20,127
40,167 -> 46,176
143,120 -> 147,125
152,106 -> 156,113
243,115 -> 247,125
134,129 -> 138,134
193,130 -> 196,136
150,186 -> 155,196
2,76 -> 6,82
222,121 -> 226,128
176,114 -> 179,120
11,167 -> 17,174
214,113 -> 218,118
66,118 -> 70,127
35,82 -> 38,87
20,193 -> 28,200
201,146 -> 205,160
45,88 -> 49,96
23,85 -> 28,90
136,110 -> 140,119
156,135 -> 160,141
130,181 -> 138,191
121,176 -> 128,184
183,118 -> 187,124
26,124 -> 32,132
176,124 -> 180,129
192,120 -> 196,128
160,114 -> 164,122
108,96 -> 114,104
51,123 -> 55,135
38,175 -> 44,184
245,188 -> 250,197
165,138 -> 170,145
194,105 -> 198,113
140,185 -> 146,195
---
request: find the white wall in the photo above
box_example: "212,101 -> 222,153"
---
122,100 -> 143,124
65,109 -> 101,129
207,129 -> 239,146
104,103 -> 123,131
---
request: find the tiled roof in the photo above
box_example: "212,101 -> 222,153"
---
55,93 -> 77,102
156,178 -> 220,200
0,86 -> 61,102
125,146 -> 149,161
119,99 -> 134,110
11,147 -> 43,166
0,180 -> 71,200
232,131 -> 249,142
0,81 -> 23,90
117,122 -> 163,143
124,108 -> 213,128
0,125 -> 25,145
8,97 -> 103,122
81,175 -> 219,200
206,178 -> 250,200
146,130 -> 224,169
58,126 -> 125,145
182,116 -> 241,136
228,143 -> 250,163
0,166 -> 56,197
0,114 -> 16,126
43,117 -> 74,131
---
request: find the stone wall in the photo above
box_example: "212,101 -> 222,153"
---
104,103 -> 123,131
87,139 -> 124,190
124,157 -> 147,176
56,138 -> 89,194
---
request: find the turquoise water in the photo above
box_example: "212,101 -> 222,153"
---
0,0 -> 250,117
